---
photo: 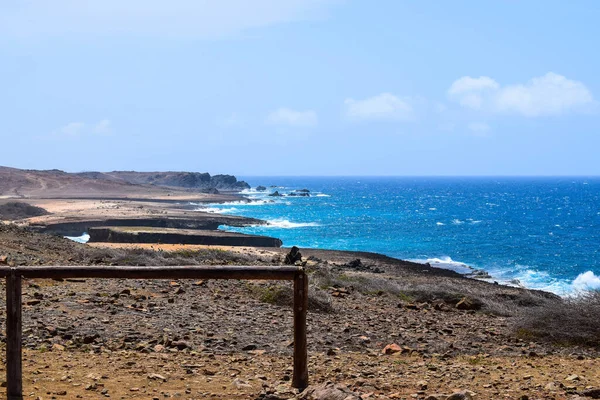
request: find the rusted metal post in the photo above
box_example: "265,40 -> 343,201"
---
292,270 -> 308,390
6,270 -> 23,400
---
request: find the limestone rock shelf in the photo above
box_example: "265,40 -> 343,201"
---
88,226 -> 283,247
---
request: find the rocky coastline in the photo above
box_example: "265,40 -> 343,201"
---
1,169 -> 599,398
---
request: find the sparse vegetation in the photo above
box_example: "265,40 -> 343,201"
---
247,282 -> 334,313
514,290 -> 600,346
0,202 -> 49,220
310,263 -> 557,316
74,246 -> 262,266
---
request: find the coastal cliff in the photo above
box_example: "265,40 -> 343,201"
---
75,171 -> 250,192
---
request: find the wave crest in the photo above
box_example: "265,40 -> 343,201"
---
265,219 -> 320,229
572,271 -> 600,291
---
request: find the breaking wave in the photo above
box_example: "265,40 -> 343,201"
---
264,219 -> 320,229
65,233 -> 90,244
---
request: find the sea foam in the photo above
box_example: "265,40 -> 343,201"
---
265,219 -> 320,229
198,207 -> 239,214
410,256 -> 473,274
65,233 -> 90,244
572,271 -> 600,291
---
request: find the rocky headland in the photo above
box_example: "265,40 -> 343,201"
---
0,166 -> 279,248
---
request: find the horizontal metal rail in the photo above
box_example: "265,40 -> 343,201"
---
2,265 -> 309,399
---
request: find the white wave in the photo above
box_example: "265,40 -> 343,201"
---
436,222 -> 445,226
198,207 -> 239,214
265,219 -> 320,229
410,256 -> 473,274
65,233 -> 90,244
207,199 -> 272,206
315,194 -> 331,197
240,188 -> 268,195
429,207 -> 437,211
572,271 -> 600,291
470,220 -> 482,224
451,219 -> 464,225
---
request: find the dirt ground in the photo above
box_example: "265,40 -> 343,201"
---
0,348 -> 598,399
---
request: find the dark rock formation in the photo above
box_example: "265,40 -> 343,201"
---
88,227 -> 283,247
75,170 -> 250,192
0,202 -> 49,220
256,186 -> 267,191
268,191 -> 283,197
343,258 -> 384,273
289,192 -> 310,197
284,246 -> 302,265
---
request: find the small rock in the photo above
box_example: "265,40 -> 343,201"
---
147,373 -> 167,382
455,297 -> 482,311
382,344 -> 402,355
52,343 -> 65,351
297,382 -> 360,399
446,390 -> 473,400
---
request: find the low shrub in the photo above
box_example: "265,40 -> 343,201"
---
514,290 -> 600,346
248,283 -> 334,313
0,202 -> 49,220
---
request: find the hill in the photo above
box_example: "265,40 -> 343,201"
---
0,166 -> 248,198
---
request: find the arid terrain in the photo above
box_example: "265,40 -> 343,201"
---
0,167 -> 599,399
0,224 -> 599,399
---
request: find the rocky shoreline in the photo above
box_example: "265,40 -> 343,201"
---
1,169 -> 599,398
0,223 -> 598,399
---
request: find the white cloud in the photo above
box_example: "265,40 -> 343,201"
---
448,73 -> 595,117
266,108 -> 318,127
448,76 -> 500,95
496,73 -> 594,117
344,93 -> 415,121
1,0 -> 339,38
59,122 -> 86,137
94,119 -> 112,135
52,120 -> 113,138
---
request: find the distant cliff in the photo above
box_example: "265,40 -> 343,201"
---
0,166 -> 250,198
76,171 -> 250,192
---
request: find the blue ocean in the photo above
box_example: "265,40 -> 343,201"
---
198,177 -> 600,296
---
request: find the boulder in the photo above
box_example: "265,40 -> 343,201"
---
269,191 -> 283,197
455,297 -> 482,311
284,246 -> 302,265
256,186 -> 267,191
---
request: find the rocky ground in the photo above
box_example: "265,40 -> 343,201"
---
0,224 -> 599,399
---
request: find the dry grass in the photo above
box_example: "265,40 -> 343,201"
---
515,290 -> 600,346
73,246 -> 261,266
247,282 -> 334,313
309,264 -> 557,316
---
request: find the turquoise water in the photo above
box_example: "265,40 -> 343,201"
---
196,177 -> 600,295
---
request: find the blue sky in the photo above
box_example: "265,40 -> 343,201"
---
1,0 -> 599,176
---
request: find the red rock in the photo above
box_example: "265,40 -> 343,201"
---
382,343 -> 402,355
